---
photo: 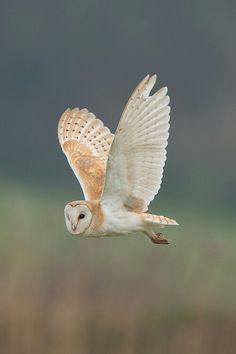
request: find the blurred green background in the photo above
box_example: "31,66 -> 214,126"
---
0,0 -> 235,353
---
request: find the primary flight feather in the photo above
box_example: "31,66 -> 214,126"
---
58,75 -> 178,244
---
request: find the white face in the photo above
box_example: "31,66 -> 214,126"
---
64,202 -> 92,235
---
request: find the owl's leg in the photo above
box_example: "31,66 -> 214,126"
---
144,230 -> 169,245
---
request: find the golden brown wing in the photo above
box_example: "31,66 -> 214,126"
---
58,108 -> 114,200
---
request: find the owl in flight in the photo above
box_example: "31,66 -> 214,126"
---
58,75 -> 178,244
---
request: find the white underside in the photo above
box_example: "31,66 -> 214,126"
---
97,202 -> 144,236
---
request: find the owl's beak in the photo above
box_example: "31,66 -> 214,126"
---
71,224 -> 77,231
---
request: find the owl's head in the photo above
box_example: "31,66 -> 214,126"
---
64,201 -> 93,235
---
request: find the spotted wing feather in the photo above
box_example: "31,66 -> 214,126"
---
58,108 -> 114,200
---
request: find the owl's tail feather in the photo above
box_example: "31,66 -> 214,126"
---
142,213 -> 179,227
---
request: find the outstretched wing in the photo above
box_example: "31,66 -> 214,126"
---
58,108 -> 114,200
101,75 -> 170,212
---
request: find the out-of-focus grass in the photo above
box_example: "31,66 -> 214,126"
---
0,180 -> 235,354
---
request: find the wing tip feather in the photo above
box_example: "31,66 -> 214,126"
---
143,74 -> 157,98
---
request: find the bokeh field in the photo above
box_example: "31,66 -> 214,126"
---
0,180 -> 235,354
1,0 -> 236,352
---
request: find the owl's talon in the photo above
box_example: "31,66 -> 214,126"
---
151,232 -> 169,245
144,231 -> 170,245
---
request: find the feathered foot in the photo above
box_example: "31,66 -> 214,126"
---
144,231 -> 169,245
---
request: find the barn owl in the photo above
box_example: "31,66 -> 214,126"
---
58,75 -> 178,244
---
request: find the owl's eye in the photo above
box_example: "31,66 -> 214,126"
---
79,213 -> 85,219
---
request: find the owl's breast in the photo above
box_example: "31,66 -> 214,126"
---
99,203 -> 143,236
